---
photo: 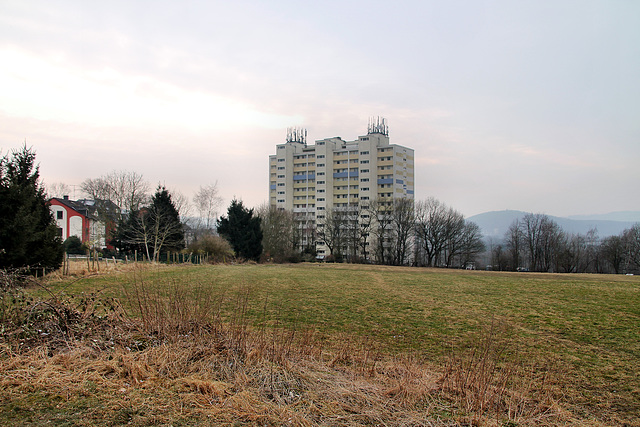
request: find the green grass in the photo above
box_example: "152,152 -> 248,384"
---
36,263 -> 640,424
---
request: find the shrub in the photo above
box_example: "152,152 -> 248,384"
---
63,236 -> 87,255
187,234 -> 234,263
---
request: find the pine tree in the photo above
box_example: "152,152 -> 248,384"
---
0,145 -> 64,271
147,186 -> 184,256
113,186 -> 184,261
218,199 -> 263,261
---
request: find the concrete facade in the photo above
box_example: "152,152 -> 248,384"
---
269,121 -> 414,259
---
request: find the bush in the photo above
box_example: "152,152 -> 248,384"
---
187,234 -> 234,263
63,236 -> 87,255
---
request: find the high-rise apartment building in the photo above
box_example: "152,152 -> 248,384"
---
268,118 -> 414,260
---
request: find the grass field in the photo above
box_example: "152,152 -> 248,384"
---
2,263 -> 639,426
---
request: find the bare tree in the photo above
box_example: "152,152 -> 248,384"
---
319,206 -> 349,261
600,235 -> 626,274
491,243 -> 509,271
257,204 -> 298,262
415,197 -> 448,267
458,221 -> 485,267
442,208 -> 465,267
505,219 -> 524,271
358,203 -> 374,262
193,183 -> 222,233
622,223 -> 640,272
81,170 -> 149,217
45,181 -> 72,198
369,199 -> 395,264
390,198 -> 415,265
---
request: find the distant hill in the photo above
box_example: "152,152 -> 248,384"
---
567,211 -> 640,222
467,210 -> 638,240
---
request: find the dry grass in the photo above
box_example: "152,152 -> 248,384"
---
2,264 -> 632,426
2,331 -> 565,426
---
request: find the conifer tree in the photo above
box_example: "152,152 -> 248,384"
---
113,186 -> 184,262
218,199 -> 262,261
0,145 -> 64,270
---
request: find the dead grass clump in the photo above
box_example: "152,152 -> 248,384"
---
439,320 -> 560,426
0,269 -> 571,426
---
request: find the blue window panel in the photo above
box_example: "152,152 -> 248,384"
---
407,190 -> 414,195
396,179 -> 403,184
377,178 -> 393,185
333,172 -> 348,178
349,171 -> 359,178
293,174 -> 316,181
270,184 -> 276,190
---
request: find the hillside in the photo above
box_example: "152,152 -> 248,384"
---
467,210 -> 638,239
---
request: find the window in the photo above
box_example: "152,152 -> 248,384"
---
277,199 -> 285,203
360,160 -> 369,164
278,158 -> 285,162
361,187 -> 369,191
56,211 -> 63,220
361,169 -> 369,173
317,180 -> 325,185
277,175 -> 285,178
317,163 -> 325,167
317,172 -> 325,176
360,151 -> 369,155
317,154 -> 325,159
317,198 -> 325,202
277,191 -> 285,195
277,183 -> 285,187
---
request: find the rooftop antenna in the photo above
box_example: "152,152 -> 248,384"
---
367,116 -> 388,136
286,127 -> 307,146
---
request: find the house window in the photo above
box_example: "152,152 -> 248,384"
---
56,211 -> 63,220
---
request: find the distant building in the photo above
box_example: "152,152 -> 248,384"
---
49,196 -> 117,249
268,118 -> 415,260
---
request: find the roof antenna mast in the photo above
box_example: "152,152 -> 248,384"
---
367,116 -> 388,136
286,127 -> 308,146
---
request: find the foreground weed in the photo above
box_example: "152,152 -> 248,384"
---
440,319 -> 557,425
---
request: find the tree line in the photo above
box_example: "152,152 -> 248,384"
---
492,213 -> 640,274
2,146 -> 638,275
257,197 -> 485,268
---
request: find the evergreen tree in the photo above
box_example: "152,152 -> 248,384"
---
0,145 -> 64,270
147,186 -> 184,255
218,199 -> 263,261
112,186 -> 184,261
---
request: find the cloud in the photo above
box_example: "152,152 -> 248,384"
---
0,47 -> 302,134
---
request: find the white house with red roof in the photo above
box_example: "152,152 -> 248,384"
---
49,196 -> 116,249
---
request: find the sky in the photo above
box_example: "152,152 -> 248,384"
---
1,0 -> 638,218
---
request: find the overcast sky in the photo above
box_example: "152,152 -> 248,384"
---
1,0 -> 638,217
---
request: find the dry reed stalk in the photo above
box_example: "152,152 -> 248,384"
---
1,270 -> 571,426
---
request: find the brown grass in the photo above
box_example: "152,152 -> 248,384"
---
0,266 -> 591,426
